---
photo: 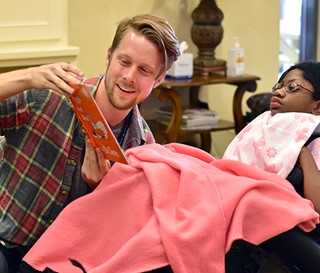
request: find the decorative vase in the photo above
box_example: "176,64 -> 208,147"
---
191,0 -> 226,75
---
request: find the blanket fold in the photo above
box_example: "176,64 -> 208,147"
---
23,143 -> 319,273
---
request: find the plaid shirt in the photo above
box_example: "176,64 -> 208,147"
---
0,75 -> 155,249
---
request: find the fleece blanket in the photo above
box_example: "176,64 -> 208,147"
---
223,111 -> 320,178
23,143 -> 319,273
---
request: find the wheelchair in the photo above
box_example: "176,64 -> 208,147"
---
148,93 -> 320,273
148,226 -> 320,273
20,226 -> 320,273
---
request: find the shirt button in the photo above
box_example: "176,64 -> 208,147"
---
81,129 -> 86,135
61,190 -> 67,196
69,159 -> 76,166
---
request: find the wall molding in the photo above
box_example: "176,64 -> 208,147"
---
0,0 -> 79,68
0,46 -> 80,68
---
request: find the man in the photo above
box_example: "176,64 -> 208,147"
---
0,13 -> 180,271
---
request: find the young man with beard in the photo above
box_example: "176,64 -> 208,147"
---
0,13 -> 180,272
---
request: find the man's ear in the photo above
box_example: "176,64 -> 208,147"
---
312,100 -> 320,115
153,71 -> 167,89
105,48 -> 111,66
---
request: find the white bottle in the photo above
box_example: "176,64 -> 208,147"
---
227,37 -> 245,76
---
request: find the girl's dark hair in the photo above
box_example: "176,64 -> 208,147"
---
278,61 -> 320,100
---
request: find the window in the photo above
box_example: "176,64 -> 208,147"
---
279,0 -> 318,77
300,0 -> 318,61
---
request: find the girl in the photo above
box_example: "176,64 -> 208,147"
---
224,61 -> 320,213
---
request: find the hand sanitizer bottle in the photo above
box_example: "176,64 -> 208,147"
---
227,37 -> 245,76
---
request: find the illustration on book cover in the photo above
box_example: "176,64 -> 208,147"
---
68,83 -> 129,164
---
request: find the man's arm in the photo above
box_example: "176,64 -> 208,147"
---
0,62 -> 84,102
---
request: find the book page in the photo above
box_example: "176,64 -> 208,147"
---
68,83 -> 129,164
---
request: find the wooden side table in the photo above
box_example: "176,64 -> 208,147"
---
148,74 -> 260,152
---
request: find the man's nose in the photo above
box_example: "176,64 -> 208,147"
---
123,66 -> 137,82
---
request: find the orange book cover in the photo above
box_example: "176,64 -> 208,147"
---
68,83 -> 129,164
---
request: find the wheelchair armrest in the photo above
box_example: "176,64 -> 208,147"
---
262,226 -> 320,273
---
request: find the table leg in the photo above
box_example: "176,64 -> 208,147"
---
189,86 -> 212,152
152,87 -> 183,142
232,81 -> 258,133
189,86 -> 201,108
200,132 -> 211,153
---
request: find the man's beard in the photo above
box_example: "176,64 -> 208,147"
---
104,64 -> 139,111
105,83 -> 137,111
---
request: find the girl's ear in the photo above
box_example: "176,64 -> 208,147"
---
312,100 -> 320,115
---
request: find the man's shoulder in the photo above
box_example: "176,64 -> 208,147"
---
82,75 -> 104,86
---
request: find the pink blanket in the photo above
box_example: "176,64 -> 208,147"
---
23,143 -> 319,273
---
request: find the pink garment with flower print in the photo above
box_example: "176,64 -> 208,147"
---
223,111 -> 320,178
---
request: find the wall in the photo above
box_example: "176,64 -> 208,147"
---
68,0 -> 281,157
0,0 -> 79,72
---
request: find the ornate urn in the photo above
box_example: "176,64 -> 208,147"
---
191,0 -> 227,75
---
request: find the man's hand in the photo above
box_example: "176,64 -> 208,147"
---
81,139 -> 111,189
0,62 -> 84,102
27,62 -> 84,96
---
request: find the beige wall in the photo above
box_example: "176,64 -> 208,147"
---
68,0 -> 281,157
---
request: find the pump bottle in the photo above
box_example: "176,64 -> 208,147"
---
227,37 -> 245,76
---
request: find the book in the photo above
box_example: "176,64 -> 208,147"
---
68,83 -> 129,164
157,115 -> 218,128
155,107 -> 217,119
157,118 -> 219,131
155,106 -> 219,130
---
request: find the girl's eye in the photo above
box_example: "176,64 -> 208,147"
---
287,82 -> 298,92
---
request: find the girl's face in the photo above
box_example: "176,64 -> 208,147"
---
270,69 -> 320,116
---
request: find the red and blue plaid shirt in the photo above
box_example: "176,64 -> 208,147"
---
0,75 -> 154,249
